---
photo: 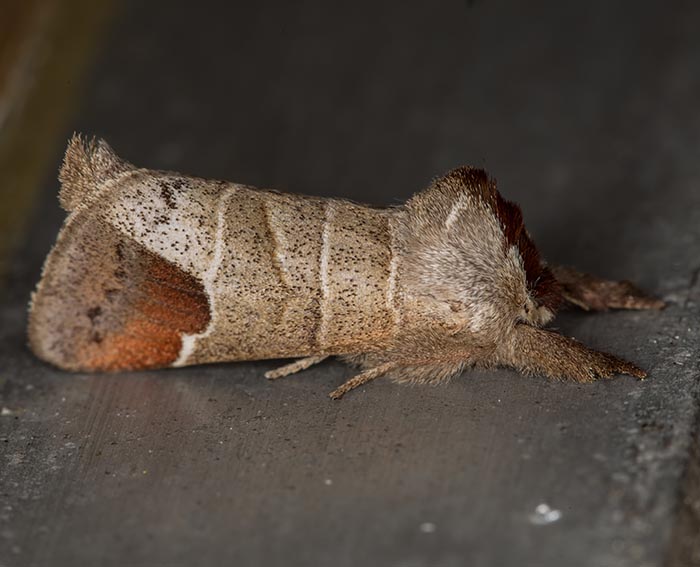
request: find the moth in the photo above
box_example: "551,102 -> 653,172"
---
28,135 -> 664,398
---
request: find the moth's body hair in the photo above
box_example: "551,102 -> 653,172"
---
28,135 -> 664,398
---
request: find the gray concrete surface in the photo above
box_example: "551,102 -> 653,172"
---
2,1 -> 700,566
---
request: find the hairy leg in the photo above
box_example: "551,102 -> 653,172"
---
498,323 -> 645,382
551,265 -> 665,311
265,355 -> 328,380
329,362 -> 397,399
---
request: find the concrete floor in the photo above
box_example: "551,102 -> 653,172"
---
1,2 -> 700,566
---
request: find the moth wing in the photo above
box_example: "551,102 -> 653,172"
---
28,208 -> 211,372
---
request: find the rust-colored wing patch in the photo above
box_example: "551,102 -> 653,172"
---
29,216 -> 210,372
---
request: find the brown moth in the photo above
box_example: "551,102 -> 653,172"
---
28,135 -> 664,398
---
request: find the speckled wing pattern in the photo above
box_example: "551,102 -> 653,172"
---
29,136 -> 399,372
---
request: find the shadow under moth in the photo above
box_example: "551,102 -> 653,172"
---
28,135 -> 664,398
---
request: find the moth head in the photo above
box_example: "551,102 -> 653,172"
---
494,241 -> 559,330
519,293 -> 555,327
401,167 -> 562,334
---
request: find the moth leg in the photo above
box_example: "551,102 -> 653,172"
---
265,356 -> 328,380
551,265 -> 665,311
500,324 -> 646,382
329,362 -> 397,400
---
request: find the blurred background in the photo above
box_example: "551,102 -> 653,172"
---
1,1 -> 699,566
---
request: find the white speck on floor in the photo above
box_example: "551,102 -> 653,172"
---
419,522 -> 436,533
529,503 -> 562,525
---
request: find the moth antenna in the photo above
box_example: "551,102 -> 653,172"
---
58,133 -> 134,212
